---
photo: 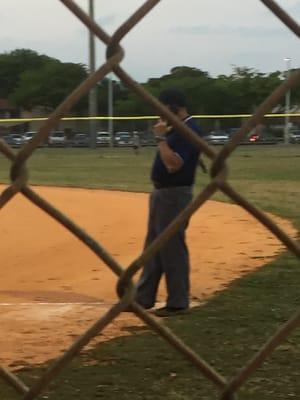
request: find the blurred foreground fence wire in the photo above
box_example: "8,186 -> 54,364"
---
0,1 -> 300,399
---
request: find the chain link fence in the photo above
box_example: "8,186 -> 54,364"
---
0,1 -> 300,399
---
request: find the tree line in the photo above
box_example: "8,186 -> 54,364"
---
1,49 -> 299,117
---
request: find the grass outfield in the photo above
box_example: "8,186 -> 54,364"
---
0,145 -> 300,399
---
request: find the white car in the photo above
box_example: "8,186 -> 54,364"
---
204,131 -> 229,145
48,131 -> 66,147
7,134 -> 24,147
290,131 -> 300,144
96,131 -> 110,147
23,131 -> 36,144
114,131 -> 133,146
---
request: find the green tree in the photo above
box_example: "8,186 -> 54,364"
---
0,49 -> 51,98
219,67 -> 283,113
114,66 -> 214,116
10,60 -> 88,111
1,47 -> 297,117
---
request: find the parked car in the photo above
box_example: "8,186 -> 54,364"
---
48,131 -> 67,147
227,128 -> 240,137
72,133 -> 89,147
203,131 -> 229,145
227,128 -> 278,145
246,132 -> 278,145
96,131 -> 110,147
248,133 -> 260,143
23,131 -> 36,144
290,131 -> 300,144
2,135 -> 14,146
114,131 -> 133,146
5,134 -> 24,148
140,131 -> 156,146
22,131 -> 46,147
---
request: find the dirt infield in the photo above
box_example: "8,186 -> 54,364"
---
0,185 -> 297,369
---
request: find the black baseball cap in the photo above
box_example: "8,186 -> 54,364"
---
158,88 -> 186,108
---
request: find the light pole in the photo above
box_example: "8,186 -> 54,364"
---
108,74 -> 114,146
88,0 -> 98,148
284,57 -> 291,145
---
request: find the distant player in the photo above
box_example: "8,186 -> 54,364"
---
132,131 -> 140,154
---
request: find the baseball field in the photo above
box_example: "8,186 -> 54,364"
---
0,145 -> 299,399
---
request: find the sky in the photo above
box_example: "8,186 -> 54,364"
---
0,0 -> 299,82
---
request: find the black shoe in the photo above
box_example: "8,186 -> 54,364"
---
153,307 -> 189,317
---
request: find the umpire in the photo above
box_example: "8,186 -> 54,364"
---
136,88 -> 202,317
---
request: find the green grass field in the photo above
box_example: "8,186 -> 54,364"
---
0,145 -> 300,399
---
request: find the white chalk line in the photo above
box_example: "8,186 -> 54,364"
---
0,302 -> 113,306
0,301 -> 195,307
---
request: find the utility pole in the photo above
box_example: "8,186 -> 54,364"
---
88,0 -> 97,148
108,74 -> 114,146
284,57 -> 291,145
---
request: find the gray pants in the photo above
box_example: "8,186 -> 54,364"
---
136,186 -> 193,309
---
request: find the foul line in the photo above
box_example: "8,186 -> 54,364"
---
0,302 -> 112,306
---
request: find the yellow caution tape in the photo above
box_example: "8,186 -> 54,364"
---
0,113 -> 299,123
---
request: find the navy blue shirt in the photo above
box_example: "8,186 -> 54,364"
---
151,117 -> 202,187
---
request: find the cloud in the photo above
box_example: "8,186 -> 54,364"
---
172,25 -> 285,37
97,14 -> 117,27
287,1 -> 300,13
